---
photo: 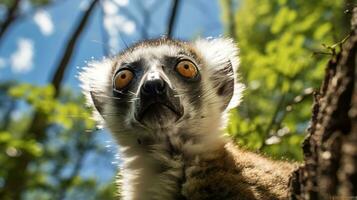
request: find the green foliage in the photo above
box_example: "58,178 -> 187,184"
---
8,84 -> 95,130
0,83 -> 115,199
0,131 -> 43,157
30,0 -> 51,6
221,0 -> 348,161
0,1 -> 349,198
0,0 -> 15,8
0,0 -> 52,8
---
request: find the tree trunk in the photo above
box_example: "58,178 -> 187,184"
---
288,7 -> 357,199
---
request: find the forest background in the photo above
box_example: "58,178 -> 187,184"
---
0,0 -> 350,199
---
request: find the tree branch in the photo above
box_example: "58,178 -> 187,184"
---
57,132 -> 94,200
0,0 -> 21,46
166,0 -> 181,38
50,0 -> 99,96
221,0 -> 237,39
0,0 -> 68,48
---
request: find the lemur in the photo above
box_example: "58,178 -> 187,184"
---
79,37 -> 295,200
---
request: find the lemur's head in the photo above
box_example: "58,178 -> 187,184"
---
80,38 -> 243,140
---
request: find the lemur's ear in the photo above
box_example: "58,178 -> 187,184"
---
79,59 -> 114,121
194,38 -> 244,111
90,91 -> 104,114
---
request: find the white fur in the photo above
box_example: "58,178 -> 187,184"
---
194,37 -> 245,110
79,37 -> 244,199
79,58 -> 114,125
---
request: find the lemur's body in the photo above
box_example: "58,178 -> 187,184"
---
80,38 -> 295,200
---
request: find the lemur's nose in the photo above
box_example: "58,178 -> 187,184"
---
141,78 -> 166,96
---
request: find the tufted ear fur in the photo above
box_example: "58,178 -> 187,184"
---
194,37 -> 244,111
79,58 -> 114,122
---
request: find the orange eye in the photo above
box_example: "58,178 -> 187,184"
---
114,69 -> 134,90
176,60 -> 198,78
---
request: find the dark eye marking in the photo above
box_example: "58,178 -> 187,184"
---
120,60 -> 142,71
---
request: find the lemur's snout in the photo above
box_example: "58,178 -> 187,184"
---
141,77 -> 166,96
135,71 -> 183,127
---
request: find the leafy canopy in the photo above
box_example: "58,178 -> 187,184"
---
221,0 -> 347,161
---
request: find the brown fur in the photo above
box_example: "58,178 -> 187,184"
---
181,142 -> 295,200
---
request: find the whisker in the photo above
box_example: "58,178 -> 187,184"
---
91,94 -> 123,101
127,90 -> 137,96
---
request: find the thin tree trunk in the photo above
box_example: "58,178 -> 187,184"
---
0,1 -> 99,199
167,0 -> 181,38
56,132 -> 92,200
50,0 -> 99,96
221,0 -> 237,40
289,7 -> 357,199
0,0 -> 21,46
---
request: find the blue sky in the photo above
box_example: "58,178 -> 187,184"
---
0,0 -> 224,186
0,0 -> 223,88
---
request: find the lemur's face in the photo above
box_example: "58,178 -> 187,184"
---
80,38 -> 242,134
110,42 -> 205,129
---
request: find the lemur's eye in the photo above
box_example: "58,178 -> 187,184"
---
176,60 -> 198,79
114,69 -> 134,90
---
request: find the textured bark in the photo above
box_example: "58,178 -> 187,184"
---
289,7 -> 357,200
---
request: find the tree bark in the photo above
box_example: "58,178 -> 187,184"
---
289,7 -> 357,199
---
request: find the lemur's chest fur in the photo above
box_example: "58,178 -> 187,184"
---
117,130 -> 294,200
